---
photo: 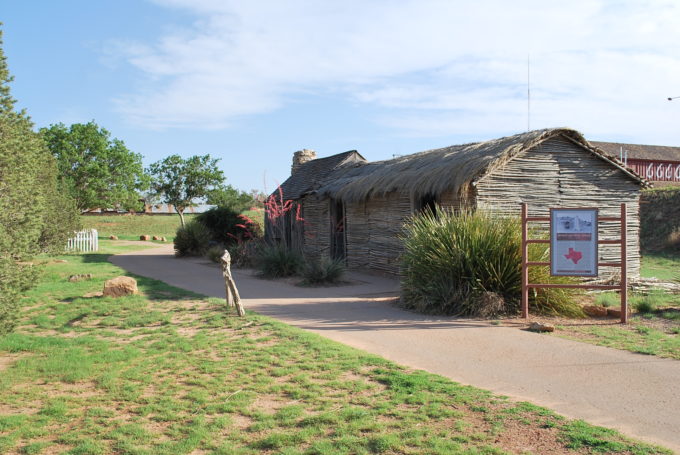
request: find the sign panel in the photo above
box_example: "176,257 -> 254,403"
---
550,208 -> 598,277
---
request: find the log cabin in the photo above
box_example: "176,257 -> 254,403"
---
270,128 -> 647,278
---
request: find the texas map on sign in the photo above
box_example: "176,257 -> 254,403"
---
564,248 -> 583,264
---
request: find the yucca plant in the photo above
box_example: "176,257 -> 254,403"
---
255,244 -> 303,278
173,220 -> 211,257
301,257 -> 346,285
206,245 -> 226,263
400,208 -> 583,317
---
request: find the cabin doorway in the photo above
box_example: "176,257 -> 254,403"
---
416,193 -> 438,216
330,199 -> 346,261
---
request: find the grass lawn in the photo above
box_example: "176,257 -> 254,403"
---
640,252 -> 680,282
551,291 -> 680,361
80,215 -> 197,242
0,242 -> 671,454
543,252 -> 680,360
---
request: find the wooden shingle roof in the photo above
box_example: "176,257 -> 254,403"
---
278,150 -> 366,200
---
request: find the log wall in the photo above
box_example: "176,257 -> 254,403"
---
439,184 -> 475,211
301,136 -> 642,278
345,192 -> 411,274
475,137 -> 641,278
300,196 -> 330,261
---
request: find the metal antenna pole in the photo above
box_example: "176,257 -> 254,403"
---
527,54 -> 531,132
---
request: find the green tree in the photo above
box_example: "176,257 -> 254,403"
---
0,25 -> 80,334
41,121 -> 149,211
206,185 -> 255,212
147,154 -> 225,227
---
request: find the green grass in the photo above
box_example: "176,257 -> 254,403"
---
0,241 -> 671,454
556,253 -> 680,359
80,214 -> 197,241
641,252 -> 680,281
240,208 -> 264,229
558,323 -> 680,360
595,292 -> 620,308
557,290 -> 679,360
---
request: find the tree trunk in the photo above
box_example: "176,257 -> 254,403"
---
176,207 -> 186,228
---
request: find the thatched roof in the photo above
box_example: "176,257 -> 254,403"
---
590,141 -> 680,162
278,150 -> 366,200
314,128 -> 646,202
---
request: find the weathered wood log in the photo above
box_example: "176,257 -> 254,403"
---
220,250 -> 245,317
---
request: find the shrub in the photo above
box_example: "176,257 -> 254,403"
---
206,245 -> 225,263
633,292 -> 662,314
255,244 -> 303,278
595,292 -> 619,308
400,209 -> 583,317
301,257 -> 346,285
0,29 -> 80,334
197,207 -> 261,246
228,239 -> 262,268
173,221 -> 211,257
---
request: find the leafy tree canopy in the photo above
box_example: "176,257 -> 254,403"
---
147,154 -> 225,227
40,121 -> 149,211
206,185 -> 255,213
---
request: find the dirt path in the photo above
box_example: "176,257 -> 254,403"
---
111,244 -> 680,453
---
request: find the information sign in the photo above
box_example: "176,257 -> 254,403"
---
550,208 -> 598,277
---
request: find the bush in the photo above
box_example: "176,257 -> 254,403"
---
174,221 -> 211,257
633,292 -> 662,314
0,29 -> 80,334
206,245 -> 225,263
640,187 -> 680,253
301,257 -> 346,285
400,209 -> 583,317
595,292 -> 619,308
255,244 -> 303,278
228,239 -> 262,268
197,207 -> 261,245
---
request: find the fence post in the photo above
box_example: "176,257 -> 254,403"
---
521,203 -> 529,319
620,204 -> 628,323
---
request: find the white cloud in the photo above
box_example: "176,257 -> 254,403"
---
113,0 -> 680,143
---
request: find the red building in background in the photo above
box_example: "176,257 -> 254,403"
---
591,141 -> 680,186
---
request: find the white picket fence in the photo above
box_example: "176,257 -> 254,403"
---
66,229 -> 99,252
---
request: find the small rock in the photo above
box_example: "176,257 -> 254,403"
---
140,235 -> 150,241
607,307 -> 623,318
83,291 -> 103,298
103,276 -> 138,297
160,237 -> 167,242
152,235 -> 160,241
69,273 -> 93,282
53,259 -> 68,263
529,322 -> 555,333
583,305 -> 608,317
109,235 -> 118,240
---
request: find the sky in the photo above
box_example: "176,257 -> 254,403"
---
3,0 -> 679,192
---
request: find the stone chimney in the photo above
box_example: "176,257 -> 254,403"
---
291,149 -> 317,175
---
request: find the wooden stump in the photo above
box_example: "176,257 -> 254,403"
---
220,250 -> 245,317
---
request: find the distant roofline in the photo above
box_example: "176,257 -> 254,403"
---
590,140 -> 680,162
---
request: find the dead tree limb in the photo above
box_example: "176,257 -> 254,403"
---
220,250 -> 245,317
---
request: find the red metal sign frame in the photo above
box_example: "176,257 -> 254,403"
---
521,203 -> 628,323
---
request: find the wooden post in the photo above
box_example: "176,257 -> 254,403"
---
220,250 -> 245,317
620,203 -> 628,323
521,203 -> 529,319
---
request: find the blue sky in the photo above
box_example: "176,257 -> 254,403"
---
3,0 -> 679,192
